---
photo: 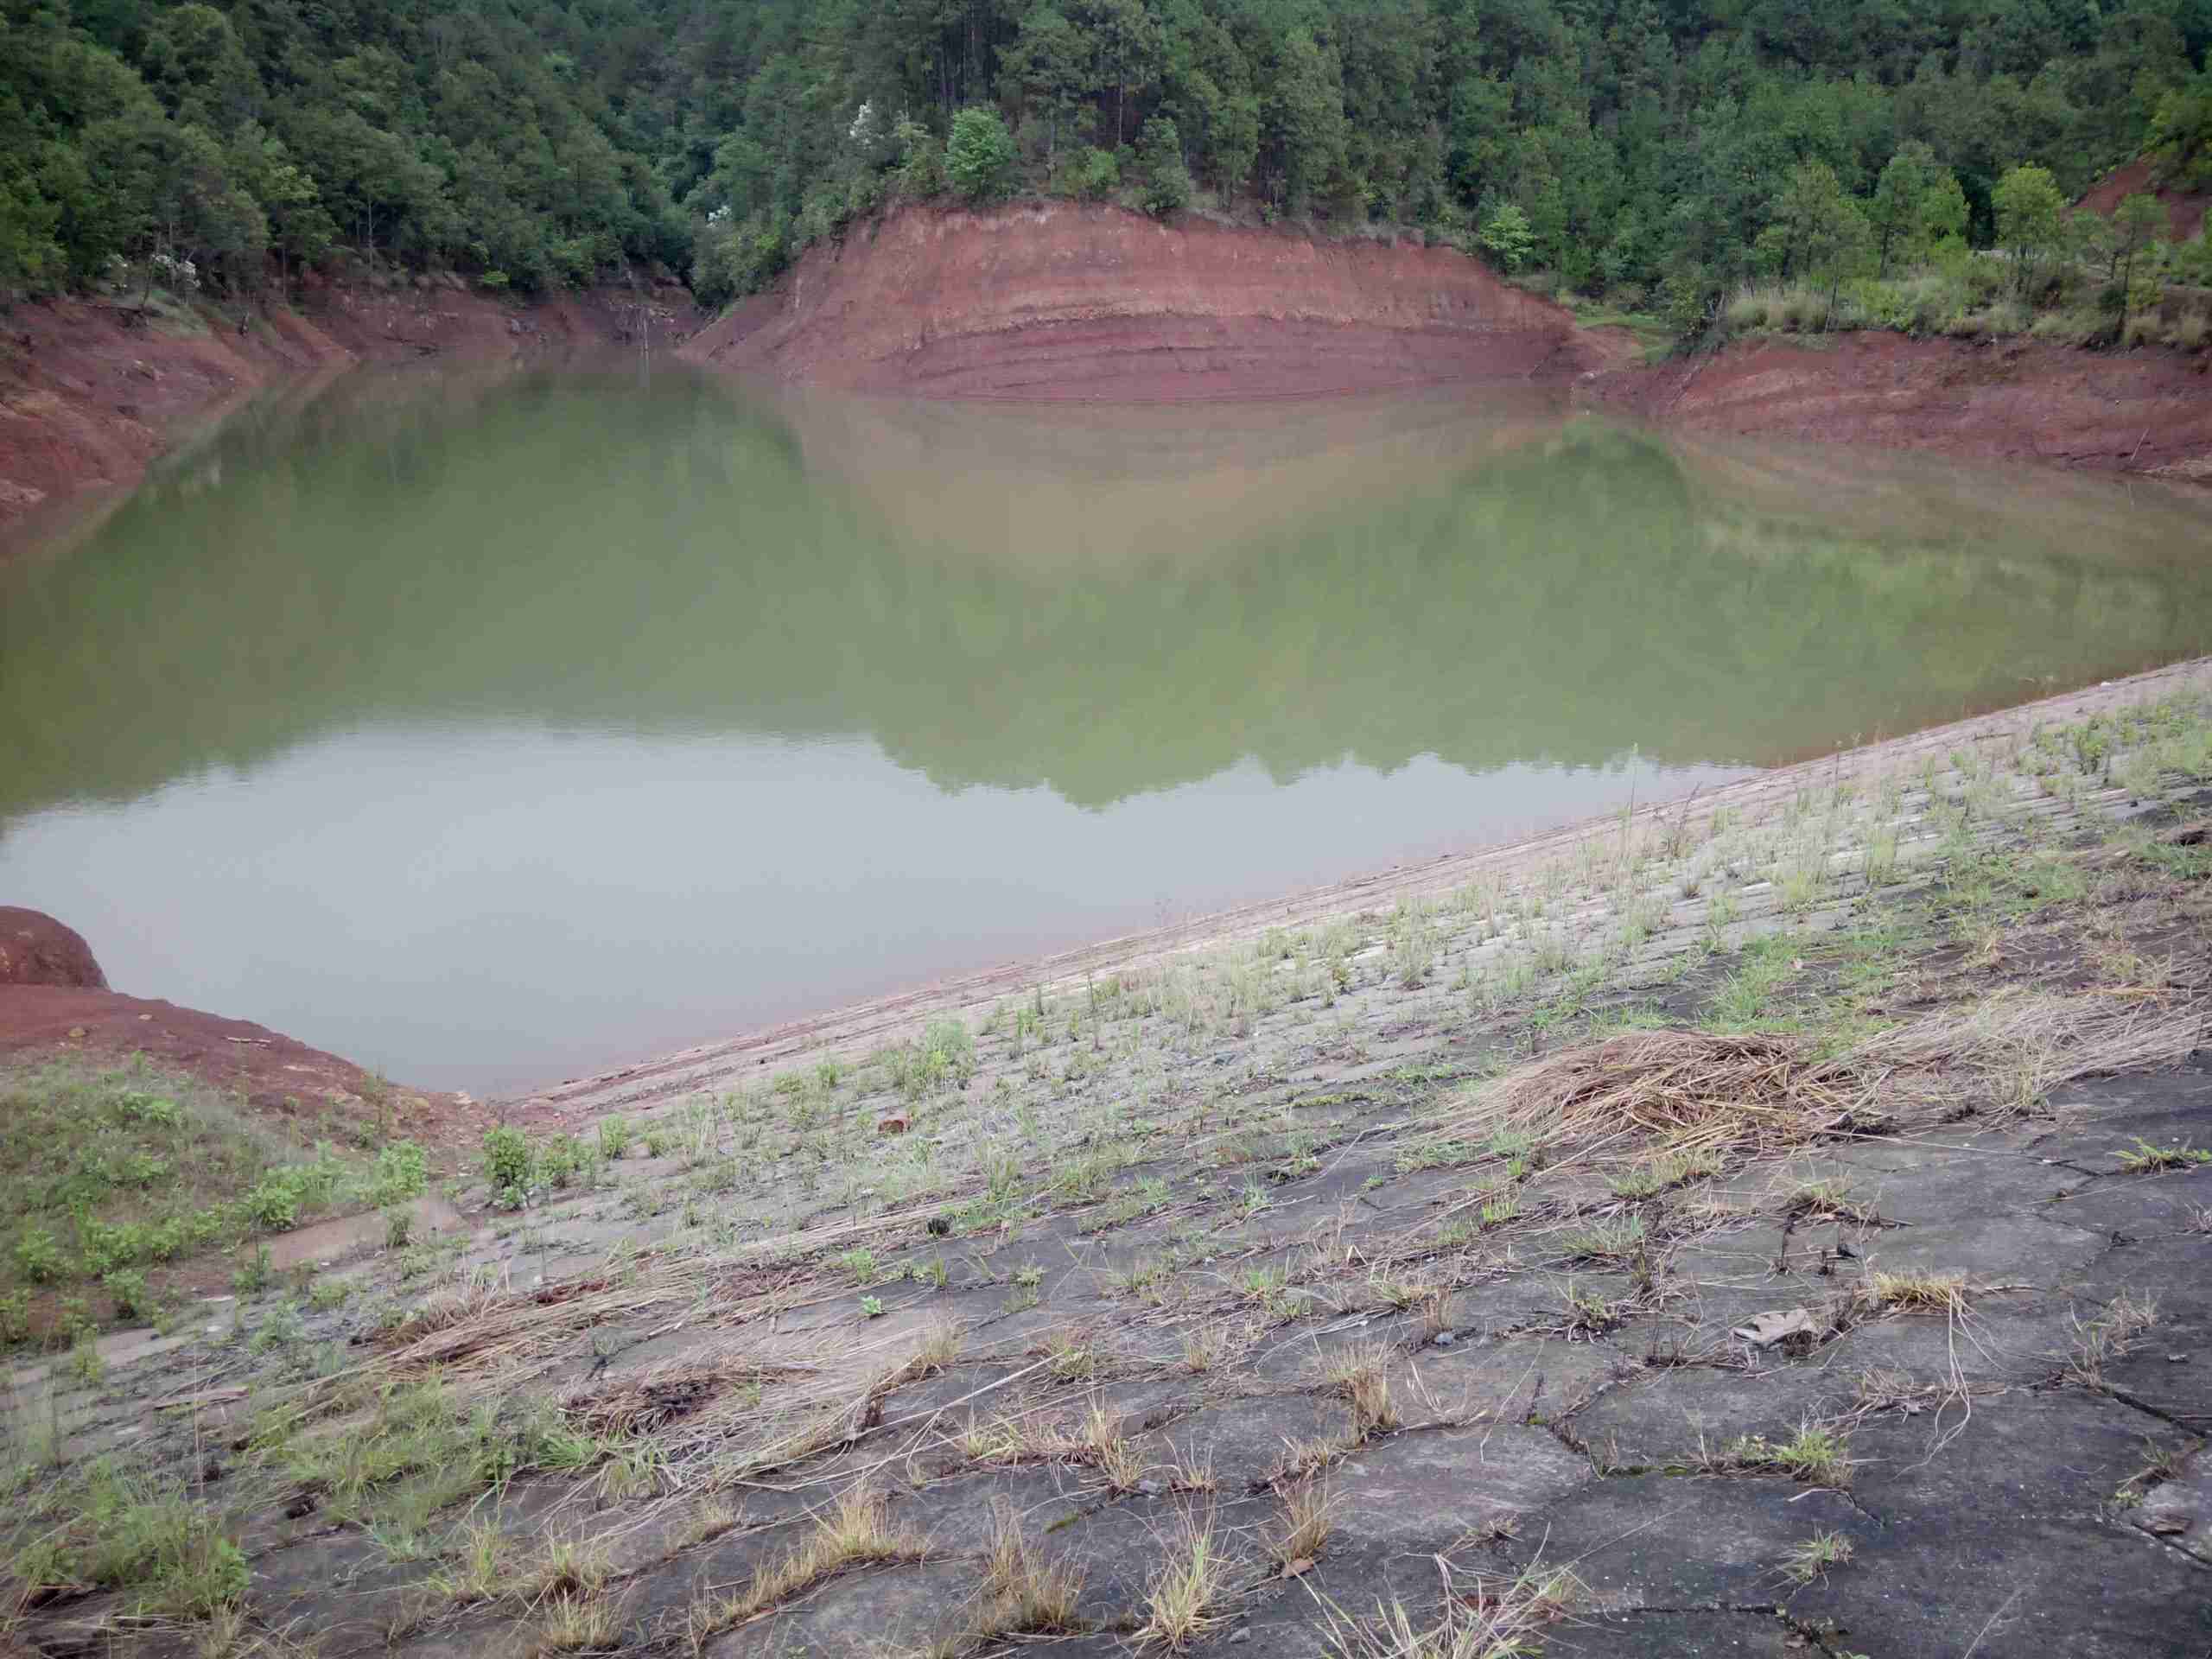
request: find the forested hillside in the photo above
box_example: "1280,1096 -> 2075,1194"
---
3,0 -> 2209,326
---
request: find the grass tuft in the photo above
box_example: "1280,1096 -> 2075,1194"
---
687,1481 -> 923,1645
1777,1529 -> 1854,1585
1268,1476 -> 1335,1572
1320,1567 -> 1576,1657
1137,1511 -> 1235,1649
1318,1341 -> 1400,1437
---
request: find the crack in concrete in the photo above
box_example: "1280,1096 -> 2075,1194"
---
1590,1600 -> 1789,1615
2101,1382 -> 2211,1434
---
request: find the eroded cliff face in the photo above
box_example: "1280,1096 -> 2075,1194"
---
681,201 -> 1592,399
0,280 -> 689,541
1586,330 -> 2212,482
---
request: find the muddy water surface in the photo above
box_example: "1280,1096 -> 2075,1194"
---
3,370 -> 2207,1090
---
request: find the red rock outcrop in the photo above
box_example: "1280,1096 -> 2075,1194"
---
683,201 -> 1591,399
0,906 -> 107,988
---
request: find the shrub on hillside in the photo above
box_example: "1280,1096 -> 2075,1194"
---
947,107 -> 1017,204
1137,118 -> 1193,217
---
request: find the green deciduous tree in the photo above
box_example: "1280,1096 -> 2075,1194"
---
1758,161 -> 1872,312
1992,162 -> 2067,296
1478,201 -> 1534,270
2109,192 -> 2168,286
2151,71 -> 2212,188
946,106 -> 1019,203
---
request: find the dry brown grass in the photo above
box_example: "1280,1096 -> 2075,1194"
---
1319,1566 -> 1576,1657
1268,1477 -> 1335,1571
524,1590 -> 625,1657
971,1499 -> 1083,1639
1432,988 -> 2208,1169
952,1399 -> 1145,1491
1448,1030 -> 1848,1164
1853,1271 -> 1970,1319
519,1535 -> 616,1605
563,1354 -> 774,1439
1318,1342 -> 1400,1437
1181,1327 -> 1227,1374
1137,1511 -> 1235,1649
2064,1290 -> 2158,1386
685,1481 -> 924,1648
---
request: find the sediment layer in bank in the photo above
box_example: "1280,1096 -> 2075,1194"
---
680,201 -> 1592,398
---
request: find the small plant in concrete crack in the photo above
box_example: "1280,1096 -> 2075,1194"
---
2112,1434 -> 2194,1510
1318,1341 -> 1400,1436
684,1481 -> 923,1648
2114,1137 -> 2212,1173
1608,1148 -> 1719,1198
1181,1326 -> 1226,1373
1561,1215 -> 1647,1262
2064,1289 -> 2158,1386
1777,1529 -> 1854,1585
1781,1179 -> 1877,1224
1719,1421 -> 1853,1487
1560,1281 -> 1630,1337
1137,1510 -> 1234,1649
1268,1476 -> 1335,1573
1319,1565 -> 1577,1659
967,1498 -> 1084,1643
1852,1270 -> 1968,1319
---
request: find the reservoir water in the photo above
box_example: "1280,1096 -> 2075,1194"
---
3,368 -> 2207,1091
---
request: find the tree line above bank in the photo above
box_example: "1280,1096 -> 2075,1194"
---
2,0 -> 2208,330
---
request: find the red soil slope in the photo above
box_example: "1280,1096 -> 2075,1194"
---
1586,330 -> 2212,480
2078,158 -> 2208,244
0,278 -> 688,539
682,201 -> 1592,398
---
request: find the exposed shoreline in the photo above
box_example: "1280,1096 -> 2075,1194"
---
9,204 -> 2212,547
515,653 -> 2212,1122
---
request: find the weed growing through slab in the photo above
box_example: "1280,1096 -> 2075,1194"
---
1319,1342 -> 1400,1436
6,1472 -> 249,1619
1319,1567 -> 1576,1659
1607,1148 -> 1719,1198
1182,1327 -> 1226,1374
969,1499 -> 1084,1640
1853,1271 -> 1969,1319
1561,1216 -> 1647,1262
2064,1290 -> 2158,1386
1478,1194 -> 1522,1228
2114,1138 -> 2212,1173
524,1588 -> 624,1657
1782,1179 -> 1876,1224
1268,1477 -> 1334,1571
1560,1281 -> 1630,1337
1720,1421 -> 1853,1487
687,1482 -> 923,1645
1778,1529 -> 1855,1585
1137,1510 -> 1234,1649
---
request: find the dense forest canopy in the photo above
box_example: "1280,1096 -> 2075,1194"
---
2,0 -> 2207,315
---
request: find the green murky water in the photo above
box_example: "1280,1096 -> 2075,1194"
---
3,369 -> 2206,1090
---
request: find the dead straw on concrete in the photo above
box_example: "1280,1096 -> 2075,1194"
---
1431,987 -> 2207,1172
